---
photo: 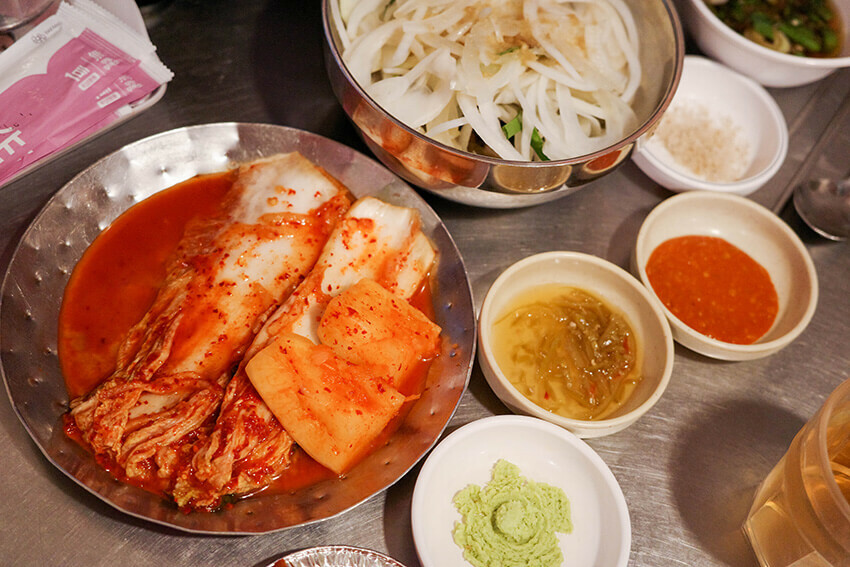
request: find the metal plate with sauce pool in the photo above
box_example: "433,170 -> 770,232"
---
0,123 -> 476,534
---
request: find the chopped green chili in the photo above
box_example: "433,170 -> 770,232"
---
706,0 -> 842,57
751,12 -> 776,40
823,28 -> 839,52
779,21 -> 822,51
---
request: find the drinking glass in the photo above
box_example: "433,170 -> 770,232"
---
744,378 -> 850,566
0,0 -> 55,34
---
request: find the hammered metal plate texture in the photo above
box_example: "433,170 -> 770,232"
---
271,545 -> 407,567
0,123 -> 476,534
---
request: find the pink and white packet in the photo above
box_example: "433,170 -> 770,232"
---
0,0 -> 173,186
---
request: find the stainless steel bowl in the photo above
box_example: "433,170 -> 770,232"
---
321,0 -> 685,208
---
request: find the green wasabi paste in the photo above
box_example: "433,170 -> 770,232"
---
452,459 -> 572,567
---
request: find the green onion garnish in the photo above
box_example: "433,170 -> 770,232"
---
531,128 -> 550,161
502,113 -> 522,139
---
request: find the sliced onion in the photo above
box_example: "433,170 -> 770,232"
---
334,0 -> 642,161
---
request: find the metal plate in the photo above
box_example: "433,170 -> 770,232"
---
0,123 -> 476,534
271,545 -> 407,567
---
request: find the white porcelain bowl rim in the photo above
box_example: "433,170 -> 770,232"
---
635,191 -> 819,356
479,251 -> 674,433
634,56 -> 788,194
411,414 -> 631,567
690,0 -> 850,68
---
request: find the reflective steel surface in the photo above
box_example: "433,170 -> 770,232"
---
0,123 -> 475,534
321,0 -> 684,208
0,0 -> 849,565
793,176 -> 850,241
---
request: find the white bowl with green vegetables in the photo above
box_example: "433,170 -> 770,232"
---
678,0 -> 850,87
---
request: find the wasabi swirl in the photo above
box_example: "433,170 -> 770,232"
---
452,460 -> 572,567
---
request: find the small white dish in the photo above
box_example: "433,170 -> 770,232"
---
632,56 -> 787,196
477,251 -> 674,438
677,0 -> 850,87
411,415 -> 630,567
634,191 -> 818,361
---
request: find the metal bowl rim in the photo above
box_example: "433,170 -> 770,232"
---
320,0 -> 686,168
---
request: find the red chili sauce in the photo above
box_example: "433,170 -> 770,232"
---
645,235 -> 779,345
59,171 -> 235,398
59,171 -> 436,502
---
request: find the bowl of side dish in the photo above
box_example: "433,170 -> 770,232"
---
677,0 -> 850,87
411,415 -> 631,567
477,251 -> 674,438
631,55 -> 788,196
634,191 -> 818,361
321,0 -> 685,208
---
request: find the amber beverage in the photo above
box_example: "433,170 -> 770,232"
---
744,378 -> 850,567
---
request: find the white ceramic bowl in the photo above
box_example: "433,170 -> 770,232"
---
632,56 -> 788,196
411,415 -> 630,567
634,191 -> 818,361
677,0 -> 850,87
477,251 -> 674,438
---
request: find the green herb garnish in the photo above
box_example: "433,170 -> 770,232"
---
501,113 -> 523,139
501,113 -> 549,160
531,128 -> 550,161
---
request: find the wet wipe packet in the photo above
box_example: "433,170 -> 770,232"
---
0,0 -> 173,186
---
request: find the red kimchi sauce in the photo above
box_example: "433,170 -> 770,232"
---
645,235 -> 778,345
58,171 -> 235,398
58,172 -> 439,504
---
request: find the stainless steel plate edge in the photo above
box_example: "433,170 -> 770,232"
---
0,122 -> 476,535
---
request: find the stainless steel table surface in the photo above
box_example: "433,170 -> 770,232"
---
1,1 -> 849,565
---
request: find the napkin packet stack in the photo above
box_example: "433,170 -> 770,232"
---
0,0 -> 173,186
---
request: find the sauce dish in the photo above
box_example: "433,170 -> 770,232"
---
411,415 -> 630,567
634,191 -> 818,360
478,251 -> 674,438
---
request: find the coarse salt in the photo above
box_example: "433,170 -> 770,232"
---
649,101 -> 750,183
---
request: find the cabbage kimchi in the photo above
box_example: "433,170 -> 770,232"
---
64,153 -> 442,512
66,152 -> 352,494
172,197 -> 440,509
